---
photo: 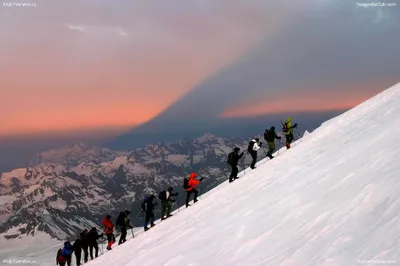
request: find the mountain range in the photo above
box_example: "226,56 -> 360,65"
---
0,133 -> 269,243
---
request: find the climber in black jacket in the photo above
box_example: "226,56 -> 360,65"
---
264,126 -> 281,159
227,147 -> 244,182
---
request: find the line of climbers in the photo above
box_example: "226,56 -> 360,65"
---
56,227 -> 103,266
56,175 -> 204,265
56,117 -> 297,265
227,117 -> 297,182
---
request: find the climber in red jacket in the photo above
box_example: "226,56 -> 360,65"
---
185,173 -> 203,208
102,215 -> 115,250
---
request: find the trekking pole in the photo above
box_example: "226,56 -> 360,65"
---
262,146 -> 268,159
277,140 -> 281,156
224,166 -> 230,181
242,156 -> 246,176
198,181 -> 203,198
177,195 -> 181,213
135,209 -> 141,219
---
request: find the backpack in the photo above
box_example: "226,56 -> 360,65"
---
62,243 -> 73,257
267,130 -> 274,139
158,191 -> 167,200
263,131 -> 268,141
183,176 -> 190,189
116,212 -> 124,227
282,123 -> 289,133
247,141 -> 254,153
227,152 -> 234,165
56,249 -> 65,262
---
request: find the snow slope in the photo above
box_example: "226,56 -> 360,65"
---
77,82 -> 400,266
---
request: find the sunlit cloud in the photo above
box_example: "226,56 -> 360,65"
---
65,24 -> 128,37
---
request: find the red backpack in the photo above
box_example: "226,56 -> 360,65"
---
56,248 -> 66,263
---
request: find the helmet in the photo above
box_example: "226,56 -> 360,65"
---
168,187 -> 174,191
233,147 -> 240,152
271,126 -> 275,131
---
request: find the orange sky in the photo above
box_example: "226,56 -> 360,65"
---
0,1 -> 275,136
1,1 -> 398,137
220,82 -> 391,118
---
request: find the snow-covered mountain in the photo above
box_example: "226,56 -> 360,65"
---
67,82 -> 398,265
28,143 -> 129,167
0,133 -> 258,244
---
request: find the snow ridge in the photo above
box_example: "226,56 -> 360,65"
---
80,82 -> 400,266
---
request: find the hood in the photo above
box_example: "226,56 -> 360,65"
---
189,173 -> 197,179
286,116 -> 292,122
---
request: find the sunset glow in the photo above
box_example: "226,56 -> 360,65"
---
220,82 -> 391,118
0,1 -> 270,136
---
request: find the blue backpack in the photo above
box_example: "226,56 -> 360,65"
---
62,242 -> 73,256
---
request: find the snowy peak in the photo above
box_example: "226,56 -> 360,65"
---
28,143 -> 128,167
195,132 -> 220,143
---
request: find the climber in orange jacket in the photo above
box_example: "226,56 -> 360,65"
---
184,173 -> 203,208
102,215 -> 115,251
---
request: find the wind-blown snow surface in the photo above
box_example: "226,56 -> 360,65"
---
80,83 -> 400,265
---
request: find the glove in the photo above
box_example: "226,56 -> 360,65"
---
278,136 -> 282,140
240,152 -> 244,156
200,178 -> 204,181
293,123 -> 297,128
259,142 -> 263,146
129,225 -> 133,229
172,200 -> 176,203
